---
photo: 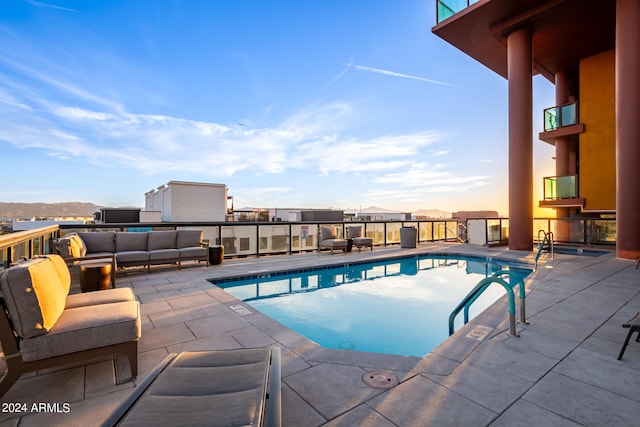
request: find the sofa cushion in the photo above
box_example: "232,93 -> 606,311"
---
20,300 -> 141,362
0,257 -> 67,339
78,231 -> 116,254
116,232 -> 149,252
45,254 -> 72,296
55,233 -> 87,259
149,249 -> 180,261
117,251 -> 150,264
178,247 -> 207,260
65,287 -> 135,309
148,231 -> 178,251
176,230 -> 203,249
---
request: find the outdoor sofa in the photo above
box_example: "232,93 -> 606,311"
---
0,254 -> 140,397
55,230 -> 209,272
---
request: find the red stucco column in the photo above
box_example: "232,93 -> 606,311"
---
555,70 -> 571,239
507,28 -> 533,251
616,0 -> 640,259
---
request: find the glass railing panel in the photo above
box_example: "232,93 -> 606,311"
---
258,224 -> 290,254
437,0 -> 476,23
486,219 -> 503,244
543,175 -> 577,200
589,220 -> 616,244
365,223 -> 385,245
418,222 -> 433,241
221,225 -> 256,256
544,102 -> 577,131
560,103 -> 577,127
544,107 -> 559,131
0,248 -> 7,270
291,224 -> 317,251
12,241 -> 27,261
386,223 -> 402,244
445,221 -> 459,240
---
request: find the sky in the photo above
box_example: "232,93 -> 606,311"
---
0,0 -> 557,216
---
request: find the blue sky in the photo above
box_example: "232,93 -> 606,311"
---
0,0 -> 556,215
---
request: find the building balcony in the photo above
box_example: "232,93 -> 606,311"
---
539,175 -> 584,208
539,102 -> 585,144
436,0 -> 480,23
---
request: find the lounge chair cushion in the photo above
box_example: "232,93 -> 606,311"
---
347,226 -> 363,239
110,349 -> 273,426
20,301 -> 141,362
78,231 -> 116,254
65,287 -> 135,310
117,251 -> 150,264
148,231 -> 178,250
320,227 -> 338,241
0,257 -> 67,338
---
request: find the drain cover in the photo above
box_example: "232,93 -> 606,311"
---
363,370 -> 399,389
466,325 -> 492,340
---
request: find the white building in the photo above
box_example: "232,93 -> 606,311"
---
144,181 -> 230,222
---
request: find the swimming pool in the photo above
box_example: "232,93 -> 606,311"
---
213,255 -> 531,357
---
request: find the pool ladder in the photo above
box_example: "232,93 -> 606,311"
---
535,230 -> 555,269
448,270 -> 528,337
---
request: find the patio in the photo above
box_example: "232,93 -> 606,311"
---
1,242 -> 639,426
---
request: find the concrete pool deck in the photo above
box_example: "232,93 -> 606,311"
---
1,242 -> 640,426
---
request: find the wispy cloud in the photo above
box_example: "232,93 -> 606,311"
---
26,0 -> 78,13
344,63 -> 479,91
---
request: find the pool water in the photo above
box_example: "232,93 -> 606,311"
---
214,255 -> 531,357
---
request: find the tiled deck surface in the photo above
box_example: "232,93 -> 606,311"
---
2,243 -> 640,426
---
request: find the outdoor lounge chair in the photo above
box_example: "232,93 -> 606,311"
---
101,347 -> 282,427
347,226 -> 373,252
617,312 -> 640,360
0,255 -> 140,397
319,226 -> 348,254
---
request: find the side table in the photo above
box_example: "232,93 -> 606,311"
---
79,261 -> 113,292
208,245 -> 224,265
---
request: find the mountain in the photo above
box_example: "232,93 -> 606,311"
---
0,202 -> 102,219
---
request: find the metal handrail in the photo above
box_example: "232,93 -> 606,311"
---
448,276 -> 518,337
535,231 -> 554,269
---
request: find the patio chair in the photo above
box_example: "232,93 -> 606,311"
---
346,226 -> 373,252
319,226 -> 348,254
0,255 -> 140,397
101,347 -> 281,427
617,312 -> 640,360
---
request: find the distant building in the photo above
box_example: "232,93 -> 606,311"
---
452,211 -> 500,223
144,181 -> 232,222
233,208 -> 344,222
12,217 -> 93,231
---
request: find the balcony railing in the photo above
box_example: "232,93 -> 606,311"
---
544,102 -> 578,131
543,175 -> 578,200
0,216 -> 617,270
534,218 -> 616,245
0,220 -> 461,269
436,0 -> 480,23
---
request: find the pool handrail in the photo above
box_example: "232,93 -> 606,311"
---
491,270 -> 528,325
535,231 -> 554,269
461,270 -> 527,326
448,276 -> 518,337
